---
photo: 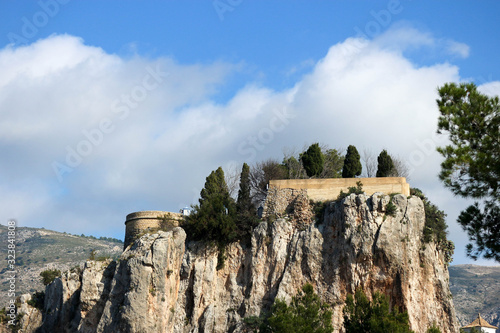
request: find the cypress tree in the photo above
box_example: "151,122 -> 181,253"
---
237,163 -> 253,213
236,163 -> 257,236
301,143 -> 325,177
184,167 -> 237,245
342,145 -> 362,178
376,149 -> 395,177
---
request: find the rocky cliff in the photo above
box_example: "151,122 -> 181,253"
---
15,193 -> 459,332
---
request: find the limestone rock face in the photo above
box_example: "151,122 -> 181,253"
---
21,194 -> 459,333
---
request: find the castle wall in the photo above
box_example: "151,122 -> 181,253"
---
124,211 -> 183,249
268,177 -> 410,202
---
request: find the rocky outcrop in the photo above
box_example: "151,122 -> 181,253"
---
16,193 -> 459,332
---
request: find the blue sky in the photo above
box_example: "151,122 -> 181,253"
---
0,1 -> 499,265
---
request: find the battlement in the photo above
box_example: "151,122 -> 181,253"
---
124,210 -> 184,249
268,177 -> 410,201
263,177 -> 410,219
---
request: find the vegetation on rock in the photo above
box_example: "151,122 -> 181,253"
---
343,289 -> 413,333
236,162 -> 259,238
182,167 -> 237,268
40,269 -> 61,286
342,145 -> 362,178
245,283 -> 333,333
301,143 -> 325,177
376,149 -> 395,177
337,181 -> 364,201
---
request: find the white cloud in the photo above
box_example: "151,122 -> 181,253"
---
0,27 -> 494,264
444,39 -> 470,58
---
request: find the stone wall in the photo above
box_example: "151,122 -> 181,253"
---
269,177 -> 410,202
262,188 -> 306,219
124,211 -> 183,249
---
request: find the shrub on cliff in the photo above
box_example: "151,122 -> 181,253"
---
343,289 -> 413,333
342,145 -> 362,178
40,269 -> 61,286
245,283 -> 333,333
410,188 -> 448,244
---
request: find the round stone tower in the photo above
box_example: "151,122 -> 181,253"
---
124,210 -> 183,249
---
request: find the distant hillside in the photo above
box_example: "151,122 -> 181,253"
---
0,224 -> 123,308
449,264 -> 500,330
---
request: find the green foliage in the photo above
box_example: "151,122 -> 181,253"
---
182,167 -> 237,269
236,163 -> 258,237
426,324 -> 441,333
436,82 -> 499,261
27,291 -> 45,310
257,283 -> 333,333
376,149 -> 395,177
282,155 -> 305,179
301,143 -> 325,177
337,181 -> 364,201
385,199 -> 397,217
312,201 -> 331,224
460,328 -> 481,333
343,289 -> 413,333
410,188 -> 448,244
458,201 -> 499,261
342,145 -> 362,178
320,148 -> 344,178
411,188 -> 454,263
40,269 -> 61,286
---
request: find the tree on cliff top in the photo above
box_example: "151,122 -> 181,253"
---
343,289 -> 413,333
376,149 -> 395,177
183,167 -> 237,245
236,163 -> 258,236
436,82 -> 499,261
301,143 -> 324,177
342,145 -> 362,178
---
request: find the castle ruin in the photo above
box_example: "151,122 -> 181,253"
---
123,177 -> 410,248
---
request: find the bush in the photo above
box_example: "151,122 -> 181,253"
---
343,289 -> 413,333
337,181 -> 364,201
385,200 -> 397,217
411,188 -> 454,263
27,291 -> 45,310
248,283 -> 333,333
40,269 -> 61,286
410,188 -> 448,244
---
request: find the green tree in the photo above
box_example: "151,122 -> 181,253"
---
301,143 -> 325,177
262,284 -> 333,333
236,163 -> 257,236
436,82 -> 500,261
343,289 -> 413,333
320,148 -> 345,178
183,167 -> 237,257
282,155 -> 306,179
376,149 -> 395,177
342,145 -> 362,178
